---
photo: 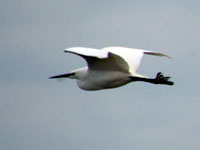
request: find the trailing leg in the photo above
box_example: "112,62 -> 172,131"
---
129,72 -> 174,86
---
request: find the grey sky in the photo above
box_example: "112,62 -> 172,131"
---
1,0 -> 200,150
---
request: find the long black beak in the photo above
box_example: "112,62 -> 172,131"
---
49,72 -> 75,79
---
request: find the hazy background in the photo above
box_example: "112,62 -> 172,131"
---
1,0 -> 200,150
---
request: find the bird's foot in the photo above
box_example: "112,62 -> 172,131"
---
155,72 -> 174,86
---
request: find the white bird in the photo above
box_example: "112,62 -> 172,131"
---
50,47 -> 174,91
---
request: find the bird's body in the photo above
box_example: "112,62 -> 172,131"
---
75,68 -> 131,90
50,47 -> 174,90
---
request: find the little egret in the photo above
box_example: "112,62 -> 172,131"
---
50,47 -> 174,90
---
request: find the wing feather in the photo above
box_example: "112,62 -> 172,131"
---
64,47 -> 130,73
102,47 -> 171,75
65,47 -> 108,59
64,47 -> 170,75
144,51 -> 171,59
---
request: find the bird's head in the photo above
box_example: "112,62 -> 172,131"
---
70,67 -> 87,80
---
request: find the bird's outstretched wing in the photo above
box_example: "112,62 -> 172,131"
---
65,47 -> 108,59
102,47 -> 171,75
64,47 -> 130,73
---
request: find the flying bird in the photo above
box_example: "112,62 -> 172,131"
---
50,47 -> 174,90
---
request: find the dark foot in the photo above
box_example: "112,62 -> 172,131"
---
155,72 -> 174,86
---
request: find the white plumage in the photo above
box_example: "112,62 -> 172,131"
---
50,47 -> 174,90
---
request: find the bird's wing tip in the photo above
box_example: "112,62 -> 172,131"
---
144,51 -> 172,59
63,47 -> 109,59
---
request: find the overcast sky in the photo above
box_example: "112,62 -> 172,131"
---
1,0 -> 200,150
